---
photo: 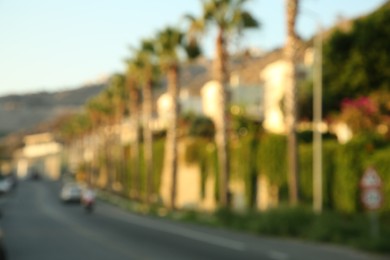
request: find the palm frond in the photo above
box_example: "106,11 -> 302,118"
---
240,11 -> 259,28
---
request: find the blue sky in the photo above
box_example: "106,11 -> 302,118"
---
0,0 -> 387,96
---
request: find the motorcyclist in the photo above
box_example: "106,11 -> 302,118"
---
81,186 -> 96,212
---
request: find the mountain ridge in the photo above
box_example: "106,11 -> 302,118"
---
0,83 -> 107,136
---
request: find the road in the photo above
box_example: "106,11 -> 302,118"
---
0,180 -> 385,260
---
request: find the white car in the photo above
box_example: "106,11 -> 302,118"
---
60,183 -> 83,203
0,178 -> 12,195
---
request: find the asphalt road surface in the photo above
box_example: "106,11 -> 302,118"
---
0,180 -> 386,260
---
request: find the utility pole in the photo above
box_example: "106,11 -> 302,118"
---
313,23 -> 323,214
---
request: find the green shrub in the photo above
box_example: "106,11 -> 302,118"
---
333,135 -> 390,214
184,138 -> 217,199
259,134 -> 287,187
212,207 -> 390,253
153,138 -> 165,194
333,139 -> 366,213
231,133 -> 260,208
299,144 -> 313,203
322,141 -> 338,209
186,115 -> 215,138
256,206 -> 314,237
299,140 -> 339,209
366,147 -> 390,212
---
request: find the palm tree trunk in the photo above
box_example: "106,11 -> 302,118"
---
214,28 -> 230,208
128,80 -> 141,200
166,64 -> 179,209
106,127 -> 115,192
116,109 -> 124,193
133,116 -> 141,199
143,79 -> 154,204
285,0 -> 300,205
99,127 -> 111,191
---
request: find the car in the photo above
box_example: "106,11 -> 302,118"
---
30,170 -> 41,180
60,183 -> 83,203
0,213 -> 6,260
0,174 -> 16,195
0,227 -> 6,260
0,179 -> 11,195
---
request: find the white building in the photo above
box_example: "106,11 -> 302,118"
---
14,133 -> 63,180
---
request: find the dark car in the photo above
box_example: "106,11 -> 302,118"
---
0,221 -> 6,260
31,170 -> 41,180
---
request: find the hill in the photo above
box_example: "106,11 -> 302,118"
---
0,83 -> 107,137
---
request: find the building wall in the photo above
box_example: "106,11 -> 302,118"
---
257,174 -> 279,210
201,80 -> 223,122
157,93 -> 172,121
260,60 -> 289,134
159,139 -> 202,209
158,138 -> 275,212
14,133 -> 63,180
44,155 -> 61,180
16,159 -> 29,179
181,97 -> 203,115
230,84 -> 263,119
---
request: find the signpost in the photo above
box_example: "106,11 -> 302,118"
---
360,167 -> 382,239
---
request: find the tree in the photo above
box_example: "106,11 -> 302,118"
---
85,89 -> 116,190
154,26 -> 201,209
109,74 -> 128,193
84,97 -> 106,186
110,74 -> 127,122
125,57 -> 142,200
338,95 -> 385,136
285,0 -> 300,205
323,4 -> 390,115
190,0 -> 259,207
134,40 -> 159,204
60,112 -> 91,144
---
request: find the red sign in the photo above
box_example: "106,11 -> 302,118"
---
360,168 -> 383,210
360,168 -> 382,188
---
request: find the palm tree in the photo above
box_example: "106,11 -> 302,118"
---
110,74 -> 128,193
86,90 -> 116,191
60,112 -> 92,145
154,26 -> 201,209
189,0 -> 259,207
101,88 -> 117,191
86,96 -> 109,187
124,59 -> 142,200
59,112 -> 92,183
134,40 -> 159,204
285,0 -> 300,205
83,99 -> 102,187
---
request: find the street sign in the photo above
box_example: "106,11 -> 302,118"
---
360,167 -> 382,188
360,167 -> 383,210
361,188 -> 382,210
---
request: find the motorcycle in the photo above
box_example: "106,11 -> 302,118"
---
81,189 -> 95,213
83,199 -> 94,213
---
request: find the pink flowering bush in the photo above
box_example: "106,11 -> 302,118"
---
339,96 -> 380,135
339,92 -> 390,138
